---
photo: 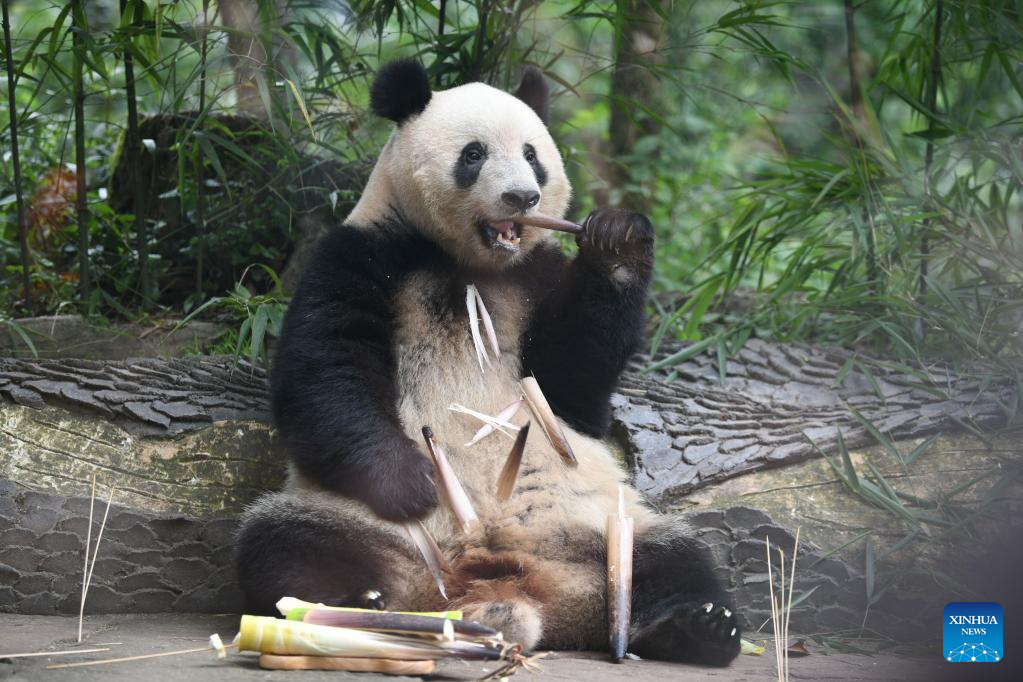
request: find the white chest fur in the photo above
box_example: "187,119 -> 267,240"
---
391,270 -> 653,538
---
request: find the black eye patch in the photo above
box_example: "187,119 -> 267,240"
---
454,142 -> 487,189
524,143 -> 547,187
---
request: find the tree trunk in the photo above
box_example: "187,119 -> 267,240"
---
0,342 -> 1013,623
602,0 -> 666,213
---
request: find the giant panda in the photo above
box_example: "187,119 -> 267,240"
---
235,59 -> 741,666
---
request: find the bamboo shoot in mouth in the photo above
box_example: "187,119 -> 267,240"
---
520,377 -> 577,466
422,426 -> 479,532
506,213 -> 583,234
607,487 -> 634,663
496,421 -> 531,501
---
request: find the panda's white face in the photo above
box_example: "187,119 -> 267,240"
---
351,80 -> 571,269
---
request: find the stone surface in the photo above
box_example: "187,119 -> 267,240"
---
0,483 -> 242,615
0,317 -> 225,360
0,613 -> 959,682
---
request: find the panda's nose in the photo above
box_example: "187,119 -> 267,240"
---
501,189 -> 540,211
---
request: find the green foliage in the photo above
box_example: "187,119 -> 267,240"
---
176,263 -> 287,368
1,0 -> 1020,378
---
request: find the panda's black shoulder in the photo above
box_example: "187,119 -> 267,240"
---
296,220 -> 437,298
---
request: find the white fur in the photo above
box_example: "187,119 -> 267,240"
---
347,82 -> 572,268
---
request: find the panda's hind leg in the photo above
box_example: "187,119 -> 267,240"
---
235,492 -> 414,615
629,517 -> 741,666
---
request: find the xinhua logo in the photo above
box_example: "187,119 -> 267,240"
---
943,602 -> 1003,663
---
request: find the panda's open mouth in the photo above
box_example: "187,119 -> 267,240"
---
478,219 -> 521,253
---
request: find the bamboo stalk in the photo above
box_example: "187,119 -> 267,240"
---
520,377 -> 577,466
606,487 -> 633,663
303,609 -> 498,639
422,426 -> 478,532
1,0 -> 31,307
237,615 -> 506,661
71,0 -> 90,303
195,0 -> 209,298
120,0 -> 147,307
496,421 -> 530,501
508,213 -> 583,234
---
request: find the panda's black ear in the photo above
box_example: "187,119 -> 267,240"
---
513,66 -> 550,126
370,59 -> 432,124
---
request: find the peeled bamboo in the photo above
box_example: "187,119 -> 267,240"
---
520,377 -> 577,466
422,426 -> 479,532
607,487 -> 634,663
302,608 -> 498,640
508,213 -> 583,234
496,422 -> 530,501
237,616 -> 505,661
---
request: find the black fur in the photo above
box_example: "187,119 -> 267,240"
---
629,523 -> 741,665
370,59 -> 432,123
521,208 -> 654,437
513,66 -> 550,125
235,496 -> 409,615
454,141 -> 488,189
270,221 -> 443,522
524,144 -> 548,187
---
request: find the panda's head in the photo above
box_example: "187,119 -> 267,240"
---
353,60 -> 571,269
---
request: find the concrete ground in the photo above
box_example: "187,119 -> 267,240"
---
1,613 -> 947,681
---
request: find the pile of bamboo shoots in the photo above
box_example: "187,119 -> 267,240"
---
232,598 -> 515,673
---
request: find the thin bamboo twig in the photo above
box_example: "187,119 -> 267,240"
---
1,0 -> 31,307
784,528 -> 801,682
449,402 -> 520,439
80,486 -> 116,640
766,537 -> 782,682
464,399 -> 522,446
77,473 -> 96,643
46,644 -> 236,670
0,647 -> 111,659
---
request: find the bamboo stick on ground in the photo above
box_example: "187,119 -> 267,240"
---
607,487 -> 634,663
520,377 -> 577,466
258,655 -> 435,674
422,426 -> 478,532
496,422 -> 530,501
303,609 -> 498,639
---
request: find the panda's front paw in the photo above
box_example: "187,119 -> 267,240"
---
576,208 -> 654,284
362,442 -> 439,522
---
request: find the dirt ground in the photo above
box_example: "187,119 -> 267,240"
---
0,613 -> 958,682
